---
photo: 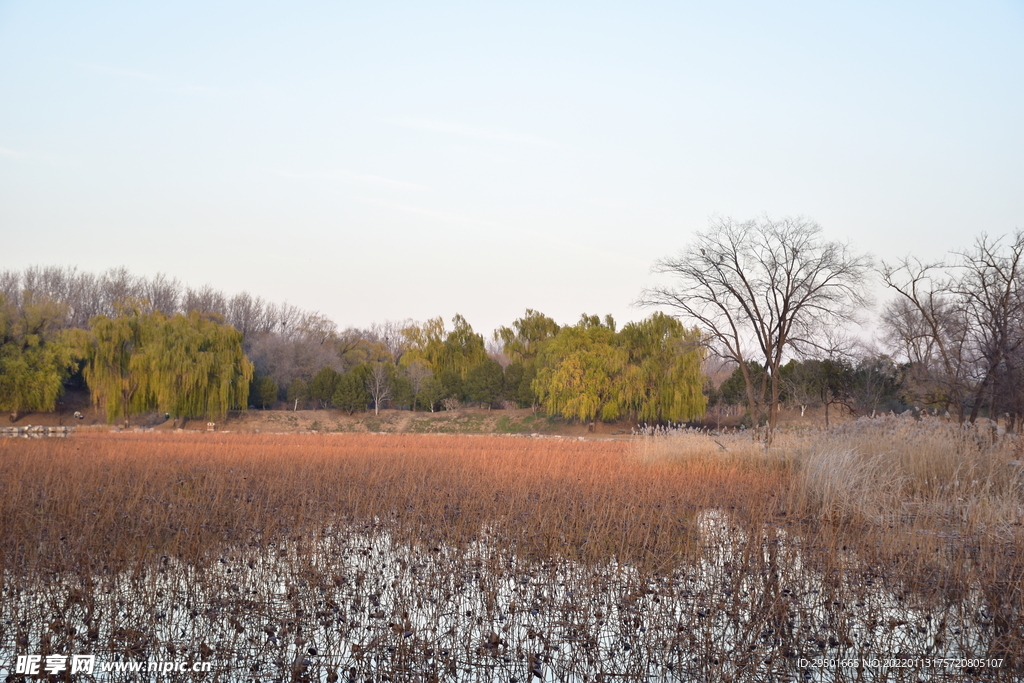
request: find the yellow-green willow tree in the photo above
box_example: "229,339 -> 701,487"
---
619,312 -> 706,422
79,309 -> 153,424
495,309 -> 560,363
495,309 -> 560,407
532,313 -> 706,423
0,294 -> 78,421
82,309 -> 253,424
400,315 -> 487,378
533,315 -> 627,422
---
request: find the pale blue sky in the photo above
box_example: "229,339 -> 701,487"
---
1,1 -> 1022,336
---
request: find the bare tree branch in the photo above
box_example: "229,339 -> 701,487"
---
639,216 -> 872,444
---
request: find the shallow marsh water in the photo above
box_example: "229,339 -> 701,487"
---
1,513 -> 1010,682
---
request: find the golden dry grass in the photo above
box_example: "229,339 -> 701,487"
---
640,418 -> 1024,665
640,415 -> 1024,532
0,432 -> 786,577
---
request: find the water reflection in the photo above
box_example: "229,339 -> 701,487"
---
0,426 -> 74,438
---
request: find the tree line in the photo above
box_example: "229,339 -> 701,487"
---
643,216 -> 1024,443
710,356 -> 902,429
2,218 -> 1022,437
0,267 -> 705,424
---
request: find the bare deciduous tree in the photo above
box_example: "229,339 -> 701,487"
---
267,302 -> 304,339
67,271 -> 101,327
144,273 -> 182,315
641,216 -> 872,444
183,284 -> 228,318
227,292 -> 273,338
881,232 -> 1024,424
364,320 -> 413,363
366,362 -> 392,416
954,231 -> 1024,423
297,312 -> 338,346
246,330 -> 343,391
880,258 -> 972,418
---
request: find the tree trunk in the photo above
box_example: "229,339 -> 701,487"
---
968,370 -> 994,423
122,389 -> 132,427
738,361 -> 762,440
766,372 -> 781,446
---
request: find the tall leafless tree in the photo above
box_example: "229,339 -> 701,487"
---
227,292 -> 272,339
98,267 -> 146,316
880,257 -> 972,419
183,284 -> 228,318
267,302 -> 304,339
641,216 -> 872,444
144,273 -> 182,315
366,362 -> 393,416
881,231 -> 1024,424
0,270 -> 22,309
67,271 -> 101,327
955,231 -> 1024,423
297,312 -> 338,346
356,320 -> 412,364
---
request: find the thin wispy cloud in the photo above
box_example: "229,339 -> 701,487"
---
0,146 -> 24,159
389,118 -> 560,148
268,168 -> 427,192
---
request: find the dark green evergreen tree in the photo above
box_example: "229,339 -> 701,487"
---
332,366 -> 370,414
309,367 -> 341,409
465,358 -> 504,407
250,375 -> 278,410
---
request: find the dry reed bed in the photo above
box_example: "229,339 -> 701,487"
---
0,426 -> 1020,681
0,432 -> 783,574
